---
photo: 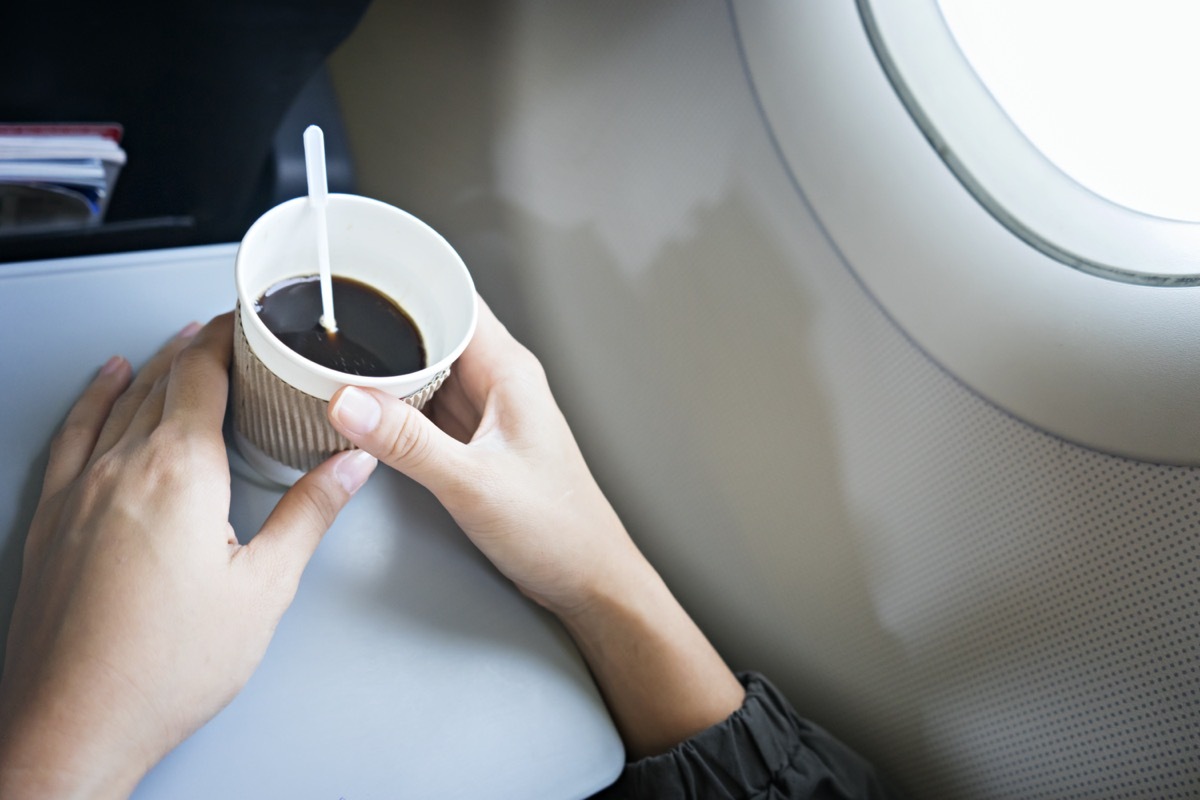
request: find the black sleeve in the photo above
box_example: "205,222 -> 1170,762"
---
589,672 -> 899,800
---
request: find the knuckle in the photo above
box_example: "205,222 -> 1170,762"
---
511,345 -> 547,383
77,449 -> 124,499
140,424 -> 195,485
106,389 -> 141,420
170,343 -> 205,373
48,419 -> 95,461
151,370 -> 172,396
295,478 -> 341,528
489,352 -> 549,412
505,347 -> 550,395
381,410 -> 432,468
497,355 -> 553,413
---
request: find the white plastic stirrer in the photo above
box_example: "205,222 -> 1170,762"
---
303,124 -> 337,334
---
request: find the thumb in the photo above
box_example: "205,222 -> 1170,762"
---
328,386 -> 466,495
245,449 -> 378,592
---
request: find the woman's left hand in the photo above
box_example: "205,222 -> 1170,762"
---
0,313 -> 377,799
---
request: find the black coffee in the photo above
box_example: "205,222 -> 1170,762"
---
254,275 -> 426,377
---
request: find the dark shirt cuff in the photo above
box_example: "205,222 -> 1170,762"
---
591,672 -> 897,800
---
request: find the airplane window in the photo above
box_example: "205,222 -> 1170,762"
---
858,0 -> 1200,283
938,0 -> 1200,224
731,1 -> 1200,463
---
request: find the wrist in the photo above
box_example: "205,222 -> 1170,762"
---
0,744 -> 144,800
539,532 -> 658,623
552,550 -> 746,759
0,729 -> 146,800
0,684 -> 151,800
553,548 -> 662,629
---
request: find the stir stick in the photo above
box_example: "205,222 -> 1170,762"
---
303,124 -> 338,334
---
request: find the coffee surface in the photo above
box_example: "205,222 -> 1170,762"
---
255,275 -> 426,377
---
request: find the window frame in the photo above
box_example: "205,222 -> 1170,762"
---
859,0 -> 1200,286
730,0 -> 1200,463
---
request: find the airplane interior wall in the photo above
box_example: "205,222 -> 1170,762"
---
328,1 -> 1199,797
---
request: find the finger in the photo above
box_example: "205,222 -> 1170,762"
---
162,313 -> 234,432
40,355 -> 133,500
120,315 -> 232,445
88,321 -> 203,464
427,376 -> 480,443
328,386 -> 468,496
243,449 -> 377,599
452,297 -> 541,408
117,371 -> 170,444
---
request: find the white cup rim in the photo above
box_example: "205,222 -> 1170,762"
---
235,194 -> 477,396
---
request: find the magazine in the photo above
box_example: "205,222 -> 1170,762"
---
0,123 -> 126,233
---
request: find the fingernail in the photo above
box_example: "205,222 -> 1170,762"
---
99,355 -> 125,376
332,387 -> 381,435
334,449 -> 378,494
177,321 -> 203,339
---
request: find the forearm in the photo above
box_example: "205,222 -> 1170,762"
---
559,549 -> 745,760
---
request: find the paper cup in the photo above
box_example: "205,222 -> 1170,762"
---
231,194 -> 476,485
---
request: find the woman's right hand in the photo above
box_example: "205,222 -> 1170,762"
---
328,296 -> 746,759
326,296 -> 640,618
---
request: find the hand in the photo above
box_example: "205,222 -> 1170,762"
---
0,314 -> 377,799
327,297 -> 639,617
328,297 -> 745,759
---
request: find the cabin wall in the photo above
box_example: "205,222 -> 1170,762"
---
328,2 -> 1200,797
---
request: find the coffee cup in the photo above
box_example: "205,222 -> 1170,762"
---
231,193 -> 476,485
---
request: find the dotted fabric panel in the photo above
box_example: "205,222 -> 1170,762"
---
822,265 -> 1200,798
